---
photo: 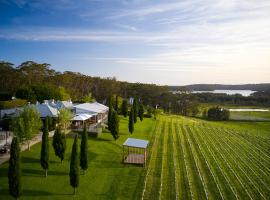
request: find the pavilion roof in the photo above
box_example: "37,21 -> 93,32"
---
123,138 -> 149,149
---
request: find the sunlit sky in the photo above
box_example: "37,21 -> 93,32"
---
0,0 -> 270,85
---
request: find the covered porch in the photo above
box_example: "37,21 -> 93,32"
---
70,113 -> 97,130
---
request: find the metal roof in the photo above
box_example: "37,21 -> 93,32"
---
35,103 -> 58,118
123,138 -> 149,149
72,113 -> 95,121
74,102 -> 108,114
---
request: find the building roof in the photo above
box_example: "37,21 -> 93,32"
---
74,102 -> 108,114
47,100 -> 73,109
123,138 -> 149,149
35,103 -> 59,118
72,113 -> 95,121
56,100 -> 73,109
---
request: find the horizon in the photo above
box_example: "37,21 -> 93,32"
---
0,0 -> 270,85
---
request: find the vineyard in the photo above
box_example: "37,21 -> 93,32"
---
141,116 -> 270,200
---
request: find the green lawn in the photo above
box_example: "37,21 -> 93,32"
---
230,111 -> 270,121
0,117 -> 155,200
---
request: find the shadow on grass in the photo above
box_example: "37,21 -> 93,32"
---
0,167 -> 8,177
22,168 -> 67,177
0,189 -> 53,196
21,156 -> 39,164
90,137 -> 112,142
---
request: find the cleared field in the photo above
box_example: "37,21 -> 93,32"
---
141,115 -> 270,200
230,111 -> 270,121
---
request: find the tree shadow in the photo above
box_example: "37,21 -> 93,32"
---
21,156 -> 39,164
23,189 -> 54,196
22,168 -> 42,177
0,167 -> 8,177
0,189 -> 53,196
90,137 -> 111,142
22,168 -> 67,177
48,170 -> 67,176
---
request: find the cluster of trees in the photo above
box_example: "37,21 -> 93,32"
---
15,85 -> 70,103
107,95 -> 145,139
170,83 -> 270,92
8,110 -> 89,199
192,92 -> 270,107
160,92 -> 199,116
128,97 -> 144,134
204,107 -> 230,121
0,61 -> 199,117
0,61 -> 168,105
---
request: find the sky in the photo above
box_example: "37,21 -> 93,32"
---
0,0 -> 270,85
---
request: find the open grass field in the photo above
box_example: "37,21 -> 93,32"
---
0,115 -> 270,200
0,117 -> 155,200
230,111 -> 270,121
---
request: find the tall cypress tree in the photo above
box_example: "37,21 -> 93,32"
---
80,125 -> 88,174
70,134 -> 79,195
110,110 -> 119,140
108,96 -> 114,131
115,95 -> 118,112
129,107 -> 134,134
8,137 -> 22,200
133,97 -> 138,123
138,102 -> 144,122
121,99 -> 128,117
52,127 -> 66,163
40,117 -> 49,177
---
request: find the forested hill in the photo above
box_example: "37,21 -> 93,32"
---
170,84 -> 270,91
0,61 -> 169,105
1,60 -> 270,109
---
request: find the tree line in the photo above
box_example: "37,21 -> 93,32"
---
0,60 -> 199,117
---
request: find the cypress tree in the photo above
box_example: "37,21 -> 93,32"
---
129,107 -> 134,134
108,96 -> 114,131
121,99 -> 128,117
138,102 -> 144,122
115,95 -> 118,112
8,137 -> 22,200
40,117 -> 49,177
80,125 -> 88,174
70,135 -> 79,195
110,110 -> 119,140
133,97 -> 138,123
52,127 -> 66,163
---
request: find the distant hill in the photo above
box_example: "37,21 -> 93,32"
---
170,84 -> 270,92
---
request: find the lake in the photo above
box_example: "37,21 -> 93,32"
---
191,90 -> 256,97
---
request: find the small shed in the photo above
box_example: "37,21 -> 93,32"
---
122,138 -> 149,166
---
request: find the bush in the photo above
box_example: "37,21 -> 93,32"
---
0,99 -> 27,109
0,117 -> 12,131
0,92 -> 12,101
144,113 -> 152,118
207,107 -> 230,121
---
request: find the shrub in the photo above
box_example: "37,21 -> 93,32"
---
0,99 -> 27,109
207,106 -> 230,121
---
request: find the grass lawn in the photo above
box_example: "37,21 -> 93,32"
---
230,111 -> 270,121
0,116 -> 155,200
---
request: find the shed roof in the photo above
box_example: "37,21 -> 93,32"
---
123,138 -> 149,149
